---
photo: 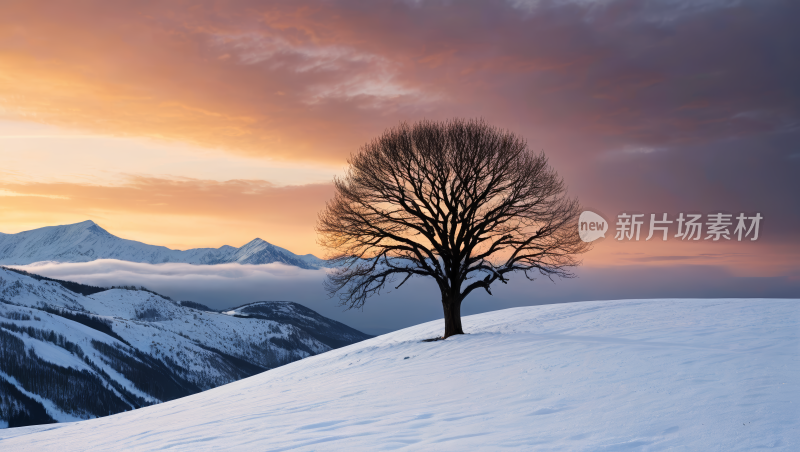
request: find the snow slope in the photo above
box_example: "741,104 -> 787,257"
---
1,298 -> 796,451
0,221 -> 325,268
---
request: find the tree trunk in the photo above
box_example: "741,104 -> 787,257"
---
442,297 -> 464,338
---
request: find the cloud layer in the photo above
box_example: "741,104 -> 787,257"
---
16,259 -> 800,336
2,1 -> 797,159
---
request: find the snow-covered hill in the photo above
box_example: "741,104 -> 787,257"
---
1,298 -> 796,450
0,221 -> 325,268
0,267 -> 370,428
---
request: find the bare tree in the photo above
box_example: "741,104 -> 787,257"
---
317,119 -> 589,339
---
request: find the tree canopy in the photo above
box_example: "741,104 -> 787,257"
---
318,118 -> 588,338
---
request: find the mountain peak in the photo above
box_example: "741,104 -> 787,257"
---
244,238 -> 270,247
67,220 -> 98,228
71,220 -> 111,235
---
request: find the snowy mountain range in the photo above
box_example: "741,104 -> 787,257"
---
0,266 -> 370,428
0,221 -> 327,268
1,298 -> 796,449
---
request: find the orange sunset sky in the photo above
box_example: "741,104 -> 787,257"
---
1,0 -> 798,284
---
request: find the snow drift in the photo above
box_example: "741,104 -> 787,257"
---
1,298 -> 796,450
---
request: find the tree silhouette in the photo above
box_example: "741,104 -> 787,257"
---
318,119 -> 589,338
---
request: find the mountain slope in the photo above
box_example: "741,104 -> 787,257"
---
0,221 -> 324,268
0,266 -> 107,296
0,267 -> 370,428
224,301 -> 373,349
0,298 -> 796,450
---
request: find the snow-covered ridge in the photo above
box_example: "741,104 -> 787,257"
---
223,301 -> 373,349
0,220 -> 326,268
0,267 -> 370,428
1,298 -> 796,450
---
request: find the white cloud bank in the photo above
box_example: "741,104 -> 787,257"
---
12,260 -> 439,335
17,259 -> 327,307
13,259 -> 799,336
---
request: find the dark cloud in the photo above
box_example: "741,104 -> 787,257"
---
2,1 -> 797,157
580,129 -> 800,244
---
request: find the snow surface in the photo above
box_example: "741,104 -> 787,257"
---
0,220 -> 325,268
1,298 -> 796,451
